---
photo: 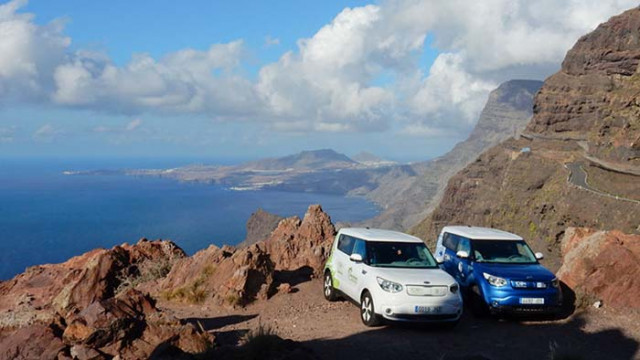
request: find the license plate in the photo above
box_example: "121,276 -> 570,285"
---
520,297 -> 544,305
414,306 -> 442,313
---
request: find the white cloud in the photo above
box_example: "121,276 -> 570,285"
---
264,35 -> 280,47
93,118 -> 143,134
0,126 -> 15,143
125,118 -> 142,131
0,0 -> 638,137
33,123 -> 63,142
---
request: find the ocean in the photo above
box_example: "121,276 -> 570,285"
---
0,158 -> 379,280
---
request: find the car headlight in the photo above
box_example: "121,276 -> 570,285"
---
449,283 -> 459,294
376,277 -> 403,293
483,272 -> 507,287
551,277 -> 559,288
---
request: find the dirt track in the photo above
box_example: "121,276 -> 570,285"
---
161,279 -> 640,360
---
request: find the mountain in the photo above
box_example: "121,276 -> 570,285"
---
412,7 -> 640,271
244,149 -> 357,171
352,152 -> 397,167
362,79 -> 543,230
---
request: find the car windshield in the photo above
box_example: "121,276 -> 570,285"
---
365,241 -> 437,268
471,240 -> 537,264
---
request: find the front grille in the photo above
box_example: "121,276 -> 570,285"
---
510,280 -> 549,289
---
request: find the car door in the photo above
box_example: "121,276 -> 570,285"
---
348,238 -> 368,300
441,232 -> 459,276
454,236 -> 472,287
335,234 -> 356,299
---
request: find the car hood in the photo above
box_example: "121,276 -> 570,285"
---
474,262 -> 555,281
369,266 -> 456,286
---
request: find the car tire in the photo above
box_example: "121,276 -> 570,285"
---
469,285 -> 489,317
360,291 -> 381,327
323,271 -> 338,301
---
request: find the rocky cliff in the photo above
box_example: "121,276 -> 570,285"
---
0,239 -> 210,359
158,205 -> 335,307
0,205 -> 335,358
413,8 -> 640,271
365,79 -> 542,230
557,227 -> 640,309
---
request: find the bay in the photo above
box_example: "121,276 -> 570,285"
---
0,158 -> 379,280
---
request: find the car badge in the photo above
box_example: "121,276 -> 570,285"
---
526,275 -> 533,279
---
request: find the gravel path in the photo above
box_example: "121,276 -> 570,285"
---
160,279 -> 640,360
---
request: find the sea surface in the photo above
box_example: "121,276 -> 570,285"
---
0,158 -> 379,280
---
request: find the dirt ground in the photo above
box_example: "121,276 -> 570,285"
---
159,279 -> 640,360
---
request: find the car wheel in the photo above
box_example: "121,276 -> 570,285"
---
469,285 -> 489,317
323,271 -> 338,301
360,291 -> 381,327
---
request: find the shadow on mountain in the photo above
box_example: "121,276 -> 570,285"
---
273,266 -> 314,287
182,314 -> 258,331
300,312 -> 638,360
152,309 -> 637,359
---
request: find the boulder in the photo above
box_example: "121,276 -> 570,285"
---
160,244 -> 274,307
557,227 -> 640,308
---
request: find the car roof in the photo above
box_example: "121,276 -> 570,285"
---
440,226 -> 523,241
338,228 -> 424,243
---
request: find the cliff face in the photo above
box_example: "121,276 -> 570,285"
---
365,79 -> 542,230
413,8 -> 640,271
527,7 -> 640,166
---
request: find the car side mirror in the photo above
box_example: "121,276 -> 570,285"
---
350,253 -> 363,263
535,252 -> 544,260
435,256 -> 444,265
456,250 -> 469,259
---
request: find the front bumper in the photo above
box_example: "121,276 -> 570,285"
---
482,286 -> 562,315
377,293 -> 463,323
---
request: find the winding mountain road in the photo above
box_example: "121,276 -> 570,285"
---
565,162 -> 640,204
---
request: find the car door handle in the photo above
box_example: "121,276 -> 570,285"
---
362,270 -> 367,275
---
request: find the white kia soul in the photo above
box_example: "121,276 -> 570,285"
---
323,228 -> 463,326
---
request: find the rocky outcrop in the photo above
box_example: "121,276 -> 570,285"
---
0,239 -> 210,360
160,243 -> 275,306
238,209 -> 284,248
159,205 -> 336,307
0,239 -> 185,328
557,227 -> 640,308
413,7 -> 640,271
365,79 -> 542,230
265,204 -> 336,277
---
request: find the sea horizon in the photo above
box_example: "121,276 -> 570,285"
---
0,157 -> 379,280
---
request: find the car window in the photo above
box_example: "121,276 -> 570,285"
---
352,239 -> 367,262
457,237 -> 471,254
471,240 -> 537,264
337,235 -> 356,255
443,233 -> 459,251
366,241 -> 437,268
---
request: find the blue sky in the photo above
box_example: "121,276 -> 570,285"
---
0,0 -> 635,162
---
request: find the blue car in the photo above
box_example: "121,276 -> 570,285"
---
435,226 -> 562,316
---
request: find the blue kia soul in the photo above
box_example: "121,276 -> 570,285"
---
435,226 -> 562,316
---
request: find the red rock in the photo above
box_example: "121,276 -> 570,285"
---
0,324 -> 66,360
265,204 -> 336,277
557,227 -> 640,308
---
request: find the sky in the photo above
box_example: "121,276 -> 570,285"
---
0,0 -> 637,162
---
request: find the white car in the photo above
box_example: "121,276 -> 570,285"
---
323,228 -> 463,326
